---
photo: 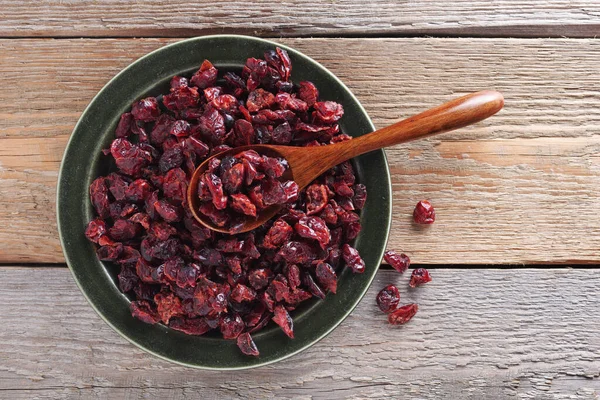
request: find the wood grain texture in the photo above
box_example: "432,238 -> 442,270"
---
1,267 -> 599,399
1,1 -> 600,38
1,38 -> 600,264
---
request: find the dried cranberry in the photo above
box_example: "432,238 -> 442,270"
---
131,97 -> 160,122
230,284 -> 257,303
272,305 -> 294,338
342,244 -> 365,273
85,218 -> 106,243
409,268 -> 432,287
376,285 -> 400,313
191,60 -> 218,89
413,200 -> 435,224
315,262 -> 337,294
219,314 -> 244,339
388,304 -> 418,325
313,101 -> 343,123
154,199 -> 182,223
131,301 -> 160,324
352,184 -> 367,209
248,268 -> 272,290
384,251 -> 410,274
297,81 -> 319,106
305,184 -> 329,215
230,194 -> 257,217
295,216 -> 331,249
236,332 -> 259,357
170,317 -> 211,335
90,177 -> 110,218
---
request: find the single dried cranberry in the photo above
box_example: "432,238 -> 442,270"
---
248,268 -> 272,290
163,86 -> 200,111
413,200 -> 435,224
203,173 -> 228,210
352,183 -> 367,209
313,101 -> 344,123
222,162 -> 245,193
97,244 -> 123,261
219,314 -> 244,339
282,181 -> 299,202
115,113 -> 133,138
230,194 -> 257,217
409,268 -> 432,287
246,88 -> 275,112
154,292 -> 183,324
109,219 -> 140,241
170,75 -> 188,90
236,332 -> 259,357
295,216 -> 331,249
153,201 -> 181,225
170,120 -> 191,138
388,303 -> 418,325
272,305 -> 294,338
191,60 -> 218,89
230,284 -> 257,303
170,317 -> 211,335
90,177 -> 111,218
131,97 -> 160,121
199,203 -> 229,227
376,284 -> 400,313
305,184 -> 329,215
162,168 -> 187,203
271,122 -> 292,144
275,92 -> 307,112
131,301 -> 160,324
85,218 -> 106,243
315,262 -> 337,294
342,244 -> 365,273
297,81 -> 319,106
384,251 -> 410,274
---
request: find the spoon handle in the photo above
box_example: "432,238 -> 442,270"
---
329,90 -> 504,161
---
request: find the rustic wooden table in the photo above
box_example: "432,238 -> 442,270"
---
2,2 -> 600,399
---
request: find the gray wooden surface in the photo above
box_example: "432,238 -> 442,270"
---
1,268 -> 599,399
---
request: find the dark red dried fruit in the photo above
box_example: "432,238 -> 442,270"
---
131,97 -> 160,122
85,218 -> 107,243
191,60 -> 218,89
295,216 -> 331,249
272,305 -> 294,338
342,244 -> 365,273
376,284 -> 400,313
248,268 -> 272,290
130,301 -> 160,324
313,101 -> 344,123
409,268 -> 432,287
384,251 -> 410,274
87,49 -> 368,357
219,314 -> 245,339
315,262 -> 337,294
388,303 -> 418,325
297,81 -> 319,106
413,200 -> 435,224
236,332 -> 259,357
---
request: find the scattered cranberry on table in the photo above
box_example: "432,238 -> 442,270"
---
413,200 -> 435,224
409,268 -> 432,288
383,250 -> 410,274
86,47 -> 369,357
376,284 -> 400,313
388,303 -> 418,325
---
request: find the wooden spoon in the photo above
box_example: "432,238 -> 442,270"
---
188,90 -> 504,234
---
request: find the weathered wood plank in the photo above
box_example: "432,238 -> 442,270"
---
1,267 -> 599,399
1,1 -> 600,38
1,38 -> 600,264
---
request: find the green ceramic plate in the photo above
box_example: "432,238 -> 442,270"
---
57,35 -> 392,370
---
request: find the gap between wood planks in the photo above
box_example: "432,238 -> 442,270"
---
2,26 -> 600,40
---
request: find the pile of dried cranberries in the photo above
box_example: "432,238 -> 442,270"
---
85,48 -> 367,356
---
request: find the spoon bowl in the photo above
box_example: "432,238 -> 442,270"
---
188,90 -> 504,234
